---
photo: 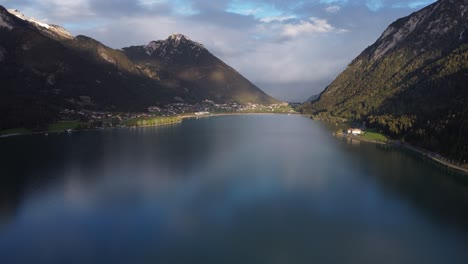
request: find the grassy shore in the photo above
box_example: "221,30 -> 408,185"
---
48,121 -> 88,132
0,127 -> 31,136
335,131 -> 387,145
0,112 -> 265,137
361,128 -> 388,142
123,116 -> 182,127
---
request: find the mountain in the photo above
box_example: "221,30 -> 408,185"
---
0,6 -> 277,130
306,94 -> 320,102
122,34 -> 277,104
301,0 -> 468,161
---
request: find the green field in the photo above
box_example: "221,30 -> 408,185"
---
124,116 -> 182,127
0,128 -> 31,135
48,121 -> 87,132
362,129 -> 388,142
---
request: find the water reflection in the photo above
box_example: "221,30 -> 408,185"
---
0,115 -> 467,264
362,144 -> 468,230
338,135 -> 468,230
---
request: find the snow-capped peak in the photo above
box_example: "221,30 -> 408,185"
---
143,33 -> 205,58
165,33 -> 191,49
8,9 -> 50,29
168,33 -> 189,43
6,8 -> 73,39
7,9 -> 26,20
166,33 -> 204,49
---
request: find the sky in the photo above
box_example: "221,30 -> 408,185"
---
0,0 -> 436,102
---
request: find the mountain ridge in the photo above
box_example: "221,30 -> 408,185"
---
0,6 -> 277,129
122,33 -> 277,104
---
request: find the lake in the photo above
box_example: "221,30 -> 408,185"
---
1,114 -> 467,264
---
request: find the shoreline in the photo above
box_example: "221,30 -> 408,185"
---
335,131 -> 468,176
4,113 -> 465,176
0,112 -> 299,138
0,121 -> 184,138
180,112 -> 300,119
334,131 -> 387,145
395,141 -> 468,176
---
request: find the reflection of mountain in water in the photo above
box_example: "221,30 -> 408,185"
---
0,118 -> 248,223
1,115 -> 468,263
340,141 -> 468,231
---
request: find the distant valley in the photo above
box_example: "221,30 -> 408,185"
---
1,0 -> 467,163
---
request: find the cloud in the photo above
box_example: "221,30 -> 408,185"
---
224,32 -> 355,99
0,0 -> 437,101
28,0 -> 94,19
138,0 -> 164,7
366,0 -> 384,11
226,0 -> 283,19
281,17 -> 339,38
260,15 -> 296,23
325,5 -> 341,13
320,0 -> 348,4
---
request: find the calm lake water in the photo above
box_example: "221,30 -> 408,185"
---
1,114 -> 468,264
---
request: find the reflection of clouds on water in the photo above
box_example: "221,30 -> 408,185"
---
1,115 -> 468,263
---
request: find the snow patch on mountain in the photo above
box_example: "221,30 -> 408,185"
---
167,33 -> 204,49
48,24 -> 74,39
7,9 -> 50,29
169,33 -> 185,44
6,9 -> 25,20
31,19 -> 50,29
7,9 -> 73,39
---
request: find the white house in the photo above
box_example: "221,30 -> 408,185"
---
347,128 -> 363,135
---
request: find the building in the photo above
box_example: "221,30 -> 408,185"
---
347,128 -> 363,135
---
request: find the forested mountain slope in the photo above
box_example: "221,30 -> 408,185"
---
301,0 -> 468,161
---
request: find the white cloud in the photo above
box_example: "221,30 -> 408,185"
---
260,15 -> 296,23
37,0 -> 94,18
325,5 -> 341,13
0,0 -> 431,101
227,35 -> 353,85
138,0 -> 165,7
281,17 -> 336,38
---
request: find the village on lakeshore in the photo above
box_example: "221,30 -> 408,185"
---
57,101 -> 294,128
0,101 -> 296,136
